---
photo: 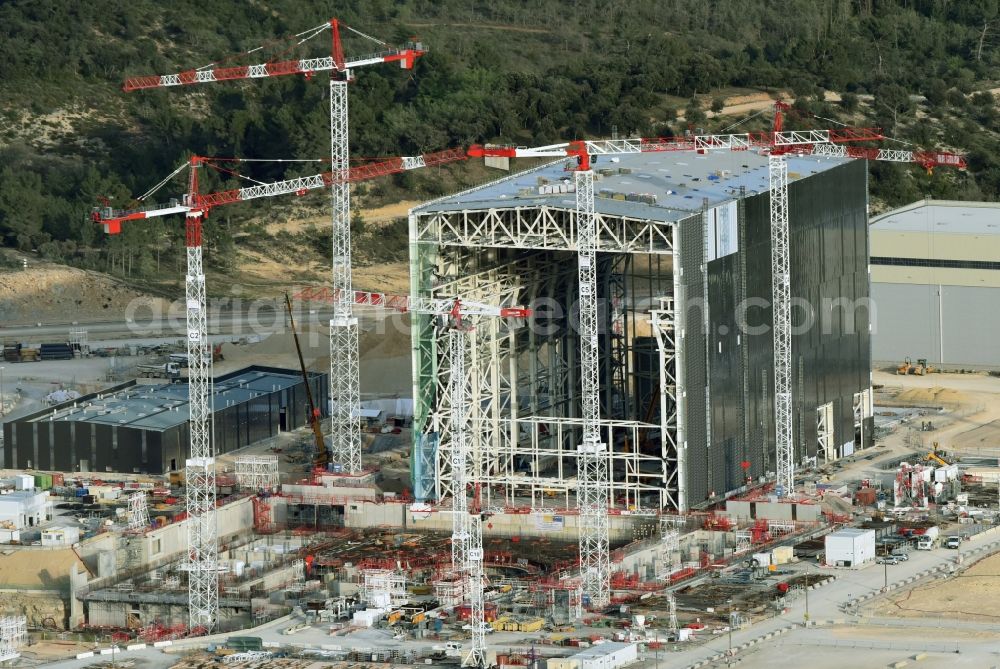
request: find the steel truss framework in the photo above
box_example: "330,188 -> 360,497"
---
234,455 -> 280,490
414,205 -> 675,254
361,569 -> 408,608
329,79 -> 362,475
412,250 -> 678,512
411,195 -> 688,521
0,616 -> 27,662
769,156 -> 794,496
127,491 -> 150,531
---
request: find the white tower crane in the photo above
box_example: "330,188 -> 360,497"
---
416,298 -> 530,668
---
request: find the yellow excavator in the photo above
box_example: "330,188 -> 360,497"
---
897,357 -> 913,375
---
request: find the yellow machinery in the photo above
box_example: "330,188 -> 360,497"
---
926,442 -> 950,467
897,357 -> 913,375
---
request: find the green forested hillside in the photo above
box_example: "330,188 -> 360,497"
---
1,0 -> 998,286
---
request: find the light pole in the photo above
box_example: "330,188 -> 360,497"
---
727,597 -> 734,666
0,366 -> 5,418
804,579 -> 809,622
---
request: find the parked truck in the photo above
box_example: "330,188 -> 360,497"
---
916,526 -> 939,550
136,362 -> 180,379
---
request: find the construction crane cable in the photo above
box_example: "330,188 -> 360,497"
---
136,161 -> 190,201
343,24 -> 393,49
719,107 -> 769,133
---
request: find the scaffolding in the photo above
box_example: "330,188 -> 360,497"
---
0,616 -> 27,662
69,328 -> 89,356
361,570 -> 408,609
126,491 -> 150,532
433,574 -> 464,609
234,455 -> 280,491
410,239 -> 679,514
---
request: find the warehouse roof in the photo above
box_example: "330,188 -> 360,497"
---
871,199 -> 1000,236
28,366 -> 316,431
415,148 -> 850,220
827,528 -> 875,538
568,641 -> 636,659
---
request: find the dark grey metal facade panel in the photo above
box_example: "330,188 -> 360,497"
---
687,160 -> 871,507
678,212 -> 709,503
870,282 -> 1000,368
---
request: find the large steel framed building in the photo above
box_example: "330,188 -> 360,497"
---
410,150 -> 873,513
2,366 -> 327,474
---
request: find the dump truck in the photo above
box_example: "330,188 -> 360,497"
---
136,362 -> 180,379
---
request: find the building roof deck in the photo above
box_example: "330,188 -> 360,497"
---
416,148 -> 849,221
28,366 -> 313,431
871,199 -> 1000,236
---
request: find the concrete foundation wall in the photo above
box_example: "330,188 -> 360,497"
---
139,497 -> 253,565
337,501 -> 646,543
723,500 -> 822,523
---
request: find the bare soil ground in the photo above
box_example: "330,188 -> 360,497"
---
0,257 -> 170,326
872,370 -> 1000,457
877,551 -> 1000,621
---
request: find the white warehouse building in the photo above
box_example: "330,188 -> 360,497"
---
870,199 -> 1000,369
547,642 -> 638,669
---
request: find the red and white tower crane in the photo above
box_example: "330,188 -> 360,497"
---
115,18 -> 426,632
470,141 -> 611,608
469,104 -> 965,605
414,298 -> 529,668
92,148 -> 461,633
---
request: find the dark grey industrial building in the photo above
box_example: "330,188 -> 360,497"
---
411,149 -> 873,512
1,366 -> 327,474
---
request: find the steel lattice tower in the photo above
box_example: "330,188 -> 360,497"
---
328,79 -> 362,475
769,155 -> 794,495
449,329 -> 471,575
184,208 -> 218,632
574,169 -> 610,609
446,328 -> 486,668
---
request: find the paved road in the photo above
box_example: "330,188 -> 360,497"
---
649,528 -> 1000,668
0,307 -> 343,341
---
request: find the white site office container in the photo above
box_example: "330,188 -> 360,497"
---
824,528 -> 876,566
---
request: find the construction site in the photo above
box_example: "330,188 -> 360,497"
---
2,15 -> 1000,669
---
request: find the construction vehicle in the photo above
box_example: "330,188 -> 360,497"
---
913,358 -> 935,375
136,362 -> 181,379
926,442 -> 951,467
897,357 -> 914,375
284,293 -> 328,472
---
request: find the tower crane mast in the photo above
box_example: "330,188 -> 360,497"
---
414,299 -> 530,668
116,19 -> 425,632
469,103 -> 965,601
